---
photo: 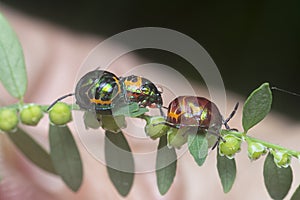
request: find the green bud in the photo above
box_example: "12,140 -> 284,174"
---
0,108 -> 18,132
167,127 -> 189,148
247,142 -> 266,160
144,116 -> 169,139
219,135 -> 241,159
271,150 -> 291,168
20,104 -> 44,126
49,102 -> 72,125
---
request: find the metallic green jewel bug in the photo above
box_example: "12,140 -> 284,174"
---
75,70 -> 121,114
47,70 -> 122,115
120,75 -> 164,115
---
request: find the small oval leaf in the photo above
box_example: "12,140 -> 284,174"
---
291,184 -> 300,200
263,153 -> 292,199
49,124 -> 83,192
188,133 -> 208,166
156,135 -> 177,195
242,83 -> 272,132
217,153 -> 236,193
83,111 -> 101,130
113,102 -> 148,117
105,131 -> 134,197
7,127 -> 56,174
98,115 -> 126,133
0,13 -> 27,99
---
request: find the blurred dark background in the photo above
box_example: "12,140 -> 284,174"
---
1,0 -> 300,119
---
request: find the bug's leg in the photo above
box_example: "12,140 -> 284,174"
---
209,132 -> 225,151
187,124 -> 218,138
197,124 -> 225,142
206,126 -> 226,150
153,121 -> 178,129
207,131 -> 225,142
47,93 -> 75,111
162,106 -> 168,110
158,106 -> 166,118
211,140 -> 219,151
223,102 -> 239,130
222,118 -> 231,130
194,125 -> 226,149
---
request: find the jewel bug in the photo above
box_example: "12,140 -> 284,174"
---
47,70 -> 122,115
120,75 -> 164,115
75,70 -> 121,113
160,96 -> 238,139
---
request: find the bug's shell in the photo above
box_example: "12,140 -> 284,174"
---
121,75 -> 163,108
166,96 -> 223,132
75,70 -> 121,113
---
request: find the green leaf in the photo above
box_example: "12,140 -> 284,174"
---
263,153 -> 292,199
129,107 -> 149,117
49,124 -> 83,192
105,131 -> 134,197
83,111 -> 101,130
242,83 -> 272,132
217,153 -> 236,193
188,133 -> 208,166
291,184 -> 300,200
98,115 -> 126,133
113,102 -> 148,117
113,103 -> 139,116
156,135 -> 177,195
0,13 -> 27,99
7,127 -> 56,174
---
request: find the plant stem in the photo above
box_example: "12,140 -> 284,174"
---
246,136 -> 299,157
222,130 -> 300,158
1,103 -> 81,112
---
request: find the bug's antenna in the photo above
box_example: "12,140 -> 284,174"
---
208,133 -> 225,153
271,86 -> 300,97
223,102 -> 239,129
162,106 -> 168,110
47,93 -> 75,111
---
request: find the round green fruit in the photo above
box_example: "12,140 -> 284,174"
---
219,135 -> 241,159
0,108 -> 18,132
49,102 -> 72,125
20,104 -> 44,126
247,142 -> 266,160
272,150 -> 291,168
